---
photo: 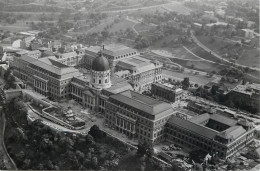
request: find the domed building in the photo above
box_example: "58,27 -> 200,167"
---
91,51 -> 111,89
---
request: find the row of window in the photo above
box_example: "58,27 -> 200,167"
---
114,52 -> 137,60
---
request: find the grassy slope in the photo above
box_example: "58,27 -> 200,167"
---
196,35 -> 260,68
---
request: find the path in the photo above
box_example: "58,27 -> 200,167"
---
126,16 -> 140,35
101,2 -> 180,13
182,46 -> 215,63
0,113 -> 17,170
132,23 -> 139,35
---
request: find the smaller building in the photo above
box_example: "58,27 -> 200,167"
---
151,83 -> 183,103
27,50 -> 42,59
186,101 -> 210,114
247,21 -> 256,28
52,51 -> 84,67
241,29 -> 256,39
193,23 -> 202,30
227,83 -> 260,113
116,56 -> 163,92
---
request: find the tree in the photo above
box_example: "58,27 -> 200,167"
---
86,152 -> 92,160
89,125 -> 105,140
211,85 -> 219,95
92,157 -> 98,167
181,77 -> 190,90
4,68 -> 11,80
57,47 -> 65,53
86,134 -> 95,146
137,141 -> 154,158
244,67 -> 250,73
108,150 -> 115,159
76,150 -> 85,161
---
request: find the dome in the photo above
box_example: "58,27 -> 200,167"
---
92,52 -> 110,71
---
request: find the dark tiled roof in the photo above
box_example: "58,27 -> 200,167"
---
190,113 -> 210,124
92,53 -> 110,71
109,90 -> 173,115
167,115 -> 219,139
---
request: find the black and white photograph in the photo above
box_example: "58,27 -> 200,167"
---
0,0 -> 259,170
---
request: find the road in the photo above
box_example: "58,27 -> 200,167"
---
5,2 -> 75,10
191,31 -> 260,72
0,113 -> 17,170
100,2 -> 180,13
182,46 -> 215,63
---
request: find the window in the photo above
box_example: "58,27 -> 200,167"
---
99,80 -> 101,84
105,79 -> 108,83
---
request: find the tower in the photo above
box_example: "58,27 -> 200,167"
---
91,51 -> 111,89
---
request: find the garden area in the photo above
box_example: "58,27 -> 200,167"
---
3,96 -> 166,170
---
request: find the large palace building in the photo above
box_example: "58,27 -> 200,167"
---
11,44 -> 255,159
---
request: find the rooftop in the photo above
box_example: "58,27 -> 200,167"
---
117,56 -> 156,73
106,81 -> 132,94
218,126 -> 246,140
60,51 -> 77,59
110,90 -> 173,116
20,55 -> 80,76
153,83 -> 182,93
102,44 -> 137,57
206,22 -> 229,27
168,115 -> 219,139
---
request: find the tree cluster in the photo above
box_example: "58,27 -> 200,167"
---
3,68 -> 16,89
4,107 -> 127,171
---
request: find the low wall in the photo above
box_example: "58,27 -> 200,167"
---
100,129 -> 172,168
4,89 -> 23,102
42,106 -> 74,129
1,112 -> 17,170
23,91 -> 50,108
